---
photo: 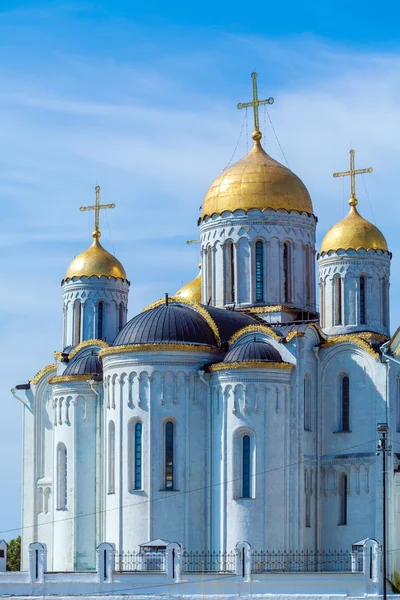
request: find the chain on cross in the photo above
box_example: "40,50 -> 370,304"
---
333,150 -> 373,207
79,186 -> 116,239
237,72 -> 274,141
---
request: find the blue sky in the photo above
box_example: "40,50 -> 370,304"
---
1,1 -> 400,540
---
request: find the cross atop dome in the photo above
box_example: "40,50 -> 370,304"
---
237,72 -> 274,141
79,185 -> 116,239
333,149 -> 373,207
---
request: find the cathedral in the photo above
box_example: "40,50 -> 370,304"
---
12,73 -> 400,575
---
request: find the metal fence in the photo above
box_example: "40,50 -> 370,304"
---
252,550 -> 352,573
115,550 -> 166,572
182,551 -> 237,573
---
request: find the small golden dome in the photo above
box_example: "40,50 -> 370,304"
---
320,202 -> 388,255
64,230 -> 127,281
175,267 -> 202,303
201,138 -> 313,219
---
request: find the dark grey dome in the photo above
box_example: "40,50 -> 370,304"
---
224,339 -> 282,363
63,349 -> 102,377
201,305 -> 258,343
114,304 -> 217,347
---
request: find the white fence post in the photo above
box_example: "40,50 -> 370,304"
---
166,543 -> 182,582
96,542 -> 115,583
28,543 -> 47,583
362,538 -> 381,595
235,542 -> 252,582
0,540 -> 7,572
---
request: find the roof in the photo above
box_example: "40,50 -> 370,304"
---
224,339 -> 282,363
63,348 -> 102,377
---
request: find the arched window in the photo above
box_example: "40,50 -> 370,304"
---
74,301 -> 82,345
242,434 -> 251,498
359,276 -> 366,325
225,242 -> 235,304
334,276 -> 342,326
382,277 -> 388,328
283,242 -> 291,303
134,422 -> 142,490
165,421 -> 174,490
338,473 -> 347,525
304,374 -> 312,431
341,376 -> 350,432
255,241 -> 264,302
108,421 -> 115,494
207,246 -> 213,304
56,443 -> 67,510
119,303 -> 124,332
97,301 -> 104,339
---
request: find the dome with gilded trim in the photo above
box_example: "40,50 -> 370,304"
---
63,349 -> 102,377
201,138 -> 313,220
224,339 -> 282,363
64,233 -> 127,282
175,268 -> 202,303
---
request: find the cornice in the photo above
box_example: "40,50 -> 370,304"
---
30,364 -> 57,385
209,361 -> 294,372
49,374 -> 100,385
238,304 -> 294,315
100,343 -> 220,358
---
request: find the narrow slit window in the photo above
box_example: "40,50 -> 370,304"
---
283,242 -> 290,303
225,242 -> 235,304
74,302 -> 81,345
338,473 -> 347,525
334,277 -> 342,326
119,303 -> 124,332
97,301 -> 104,339
242,435 -> 251,498
341,376 -> 350,432
255,241 -> 264,302
359,276 -> 366,324
56,443 -> 67,510
305,470 -> 311,527
134,422 -> 142,490
165,421 -> 174,490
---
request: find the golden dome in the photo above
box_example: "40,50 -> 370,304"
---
320,201 -> 388,255
201,136 -> 313,219
64,229 -> 127,281
175,267 -> 202,303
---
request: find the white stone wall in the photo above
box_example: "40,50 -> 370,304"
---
318,249 -> 391,336
62,277 -> 129,347
200,208 -> 317,311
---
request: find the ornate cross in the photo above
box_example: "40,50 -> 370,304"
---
79,186 -> 115,238
237,72 -> 274,139
333,150 -> 373,206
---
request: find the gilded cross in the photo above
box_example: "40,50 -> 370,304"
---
237,72 -> 274,139
79,186 -> 115,238
333,150 -> 373,206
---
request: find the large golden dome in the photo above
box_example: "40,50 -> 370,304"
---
320,202 -> 388,255
64,231 -> 127,281
175,267 -> 201,303
201,136 -> 313,219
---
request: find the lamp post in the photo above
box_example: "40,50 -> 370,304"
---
377,423 -> 391,600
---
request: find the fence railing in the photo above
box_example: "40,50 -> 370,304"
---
115,551 -> 166,572
182,550 -> 236,573
252,550 -> 352,573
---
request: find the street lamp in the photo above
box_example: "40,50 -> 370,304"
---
377,423 -> 391,600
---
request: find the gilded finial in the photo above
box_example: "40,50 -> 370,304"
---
79,186 -> 116,240
333,149 -> 373,208
237,72 -> 274,141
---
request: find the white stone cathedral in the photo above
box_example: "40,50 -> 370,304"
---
12,75 -> 400,576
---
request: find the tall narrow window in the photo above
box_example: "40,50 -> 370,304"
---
283,242 -> 291,303
305,470 -> 311,527
382,277 -> 388,329
341,376 -> 350,432
108,421 -> 115,494
74,302 -> 81,345
207,247 -> 213,304
334,277 -> 342,326
134,422 -> 142,490
359,276 -> 366,324
165,421 -> 174,490
242,435 -> 251,498
119,303 -> 124,332
225,242 -> 235,304
304,374 -> 312,431
255,241 -> 264,302
338,473 -> 347,525
97,301 -> 104,339
56,443 -> 67,510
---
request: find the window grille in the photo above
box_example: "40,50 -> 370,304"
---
242,435 -> 251,498
134,422 -> 142,490
255,241 -> 264,302
97,301 -> 104,339
359,276 -> 366,324
341,376 -> 350,432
